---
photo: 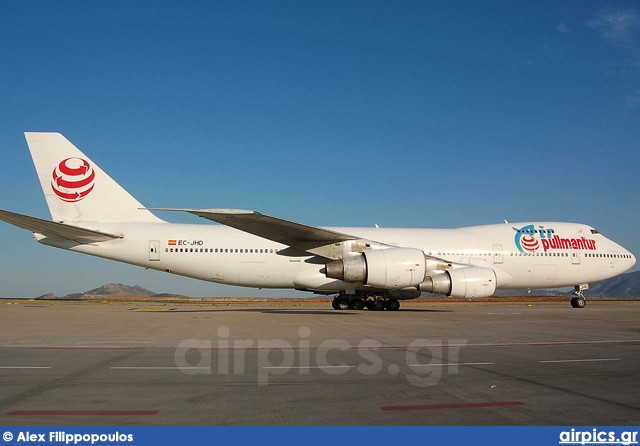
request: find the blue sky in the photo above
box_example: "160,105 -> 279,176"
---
0,1 -> 638,297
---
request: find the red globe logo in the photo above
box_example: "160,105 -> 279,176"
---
51,158 -> 95,202
520,235 -> 540,252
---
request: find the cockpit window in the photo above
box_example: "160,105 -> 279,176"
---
590,229 -> 600,234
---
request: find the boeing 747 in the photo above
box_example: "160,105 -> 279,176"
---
0,133 -> 635,310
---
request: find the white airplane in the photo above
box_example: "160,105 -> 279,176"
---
0,133 -> 636,310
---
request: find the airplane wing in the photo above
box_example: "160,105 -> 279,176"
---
148,208 -> 365,258
150,208 -> 459,265
0,209 -> 123,243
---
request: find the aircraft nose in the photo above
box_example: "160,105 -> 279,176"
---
632,253 -> 637,268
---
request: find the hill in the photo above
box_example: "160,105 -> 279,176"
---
583,270 -> 640,298
465,270 -> 640,298
36,283 -> 186,300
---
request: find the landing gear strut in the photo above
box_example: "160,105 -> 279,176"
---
571,284 -> 588,308
331,293 -> 401,311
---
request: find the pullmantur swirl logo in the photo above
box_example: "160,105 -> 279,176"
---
513,224 -> 540,253
51,157 -> 95,202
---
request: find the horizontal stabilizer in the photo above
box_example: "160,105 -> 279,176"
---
0,209 -> 122,243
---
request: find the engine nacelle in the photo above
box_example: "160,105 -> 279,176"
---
323,248 -> 426,289
419,267 -> 496,298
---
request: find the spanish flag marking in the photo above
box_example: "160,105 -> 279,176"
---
168,240 -> 177,246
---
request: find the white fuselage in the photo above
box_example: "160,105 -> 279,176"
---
44,221 -> 636,294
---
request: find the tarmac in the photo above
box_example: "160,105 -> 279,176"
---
0,299 -> 638,425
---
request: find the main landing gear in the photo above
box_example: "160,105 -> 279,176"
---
331,293 -> 400,311
570,284 -> 588,308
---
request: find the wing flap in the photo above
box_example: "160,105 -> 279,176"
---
0,209 -> 123,243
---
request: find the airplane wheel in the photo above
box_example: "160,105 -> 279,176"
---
386,299 -> 400,311
373,300 -> 386,311
331,299 -> 339,310
336,298 -> 350,310
365,300 -> 374,310
571,297 -> 586,308
351,299 -> 364,310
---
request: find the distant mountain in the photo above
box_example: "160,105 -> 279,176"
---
36,283 -> 186,300
488,270 -> 640,298
582,270 -> 640,298
492,288 -> 559,297
36,293 -> 58,300
423,270 -> 640,298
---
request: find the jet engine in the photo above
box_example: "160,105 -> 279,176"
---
419,267 -> 496,298
323,248 -> 426,289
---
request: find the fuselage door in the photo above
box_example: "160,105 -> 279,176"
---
493,244 -> 503,264
572,228 -> 582,265
572,250 -> 581,265
149,240 -> 160,261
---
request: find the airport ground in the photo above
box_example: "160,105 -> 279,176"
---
0,298 -> 638,425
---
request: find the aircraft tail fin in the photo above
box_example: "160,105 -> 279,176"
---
24,132 -> 163,223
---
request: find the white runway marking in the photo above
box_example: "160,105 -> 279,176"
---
409,362 -> 495,367
539,358 -> 621,363
262,365 -> 355,370
110,366 -> 210,370
486,313 -> 523,315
